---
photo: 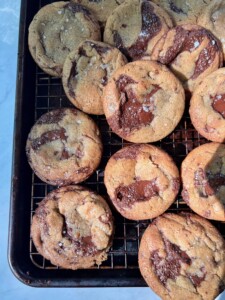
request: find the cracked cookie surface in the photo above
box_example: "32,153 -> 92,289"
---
190,68 -> 225,143
152,0 -> 212,25
26,108 -> 102,186
31,185 -> 114,269
28,1 -> 100,77
151,24 -> 223,93
103,60 -> 185,143
181,143 -> 225,221
104,144 -> 180,220
103,0 -> 173,60
62,40 -> 127,115
139,213 -> 225,300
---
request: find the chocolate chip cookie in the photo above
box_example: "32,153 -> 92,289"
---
103,0 -> 173,60
181,143 -> 225,221
190,68 -> 225,143
152,0 -> 212,25
151,24 -> 223,92
62,40 -> 127,115
28,1 -> 100,77
31,185 -> 114,269
72,0 -> 125,25
26,108 -> 103,186
103,60 -> 185,143
139,213 -> 225,300
198,0 -> 225,60
104,144 -> 180,220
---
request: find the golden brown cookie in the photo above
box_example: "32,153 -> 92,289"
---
198,0 -> 225,60
190,68 -> 225,143
103,0 -> 173,60
139,213 -> 225,300
26,108 -> 103,186
152,0 -> 212,25
62,40 -> 127,115
31,185 -> 114,269
181,143 -> 225,221
28,1 -> 100,77
103,60 -> 185,143
151,24 -> 223,92
104,144 -> 180,220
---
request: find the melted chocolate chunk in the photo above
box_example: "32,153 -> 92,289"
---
61,215 -> 98,256
113,145 -> 141,160
151,235 -> 191,285
113,31 -> 129,57
115,179 -> 159,208
211,94 -> 225,118
194,168 -> 225,197
158,27 -> 220,79
78,47 -> 87,57
169,1 -> 186,14
90,43 -> 111,55
187,267 -> 206,287
37,110 -> 65,125
128,1 -> 162,59
114,75 -> 161,132
60,149 -> 70,160
68,61 -> 77,98
66,2 -> 91,16
31,128 -> 67,151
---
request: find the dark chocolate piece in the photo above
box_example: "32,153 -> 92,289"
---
66,2 -> 91,16
151,235 -> 191,285
169,1 -> 186,14
157,27 -> 221,79
31,128 -> 67,151
112,75 -> 160,132
115,179 -> 159,208
113,1 -> 162,59
211,94 -> 225,118
113,145 -> 142,160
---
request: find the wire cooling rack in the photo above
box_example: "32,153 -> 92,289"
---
29,66 -> 209,271
28,0 -> 225,272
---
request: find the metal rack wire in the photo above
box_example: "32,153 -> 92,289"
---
29,65 -> 206,270
29,0 -> 225,272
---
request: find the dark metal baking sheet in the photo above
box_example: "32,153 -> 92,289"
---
8,0 -> 225,287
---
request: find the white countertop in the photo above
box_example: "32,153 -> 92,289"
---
0,1 -> 224,300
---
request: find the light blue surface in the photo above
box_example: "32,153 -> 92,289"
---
0,1 -> 224,300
